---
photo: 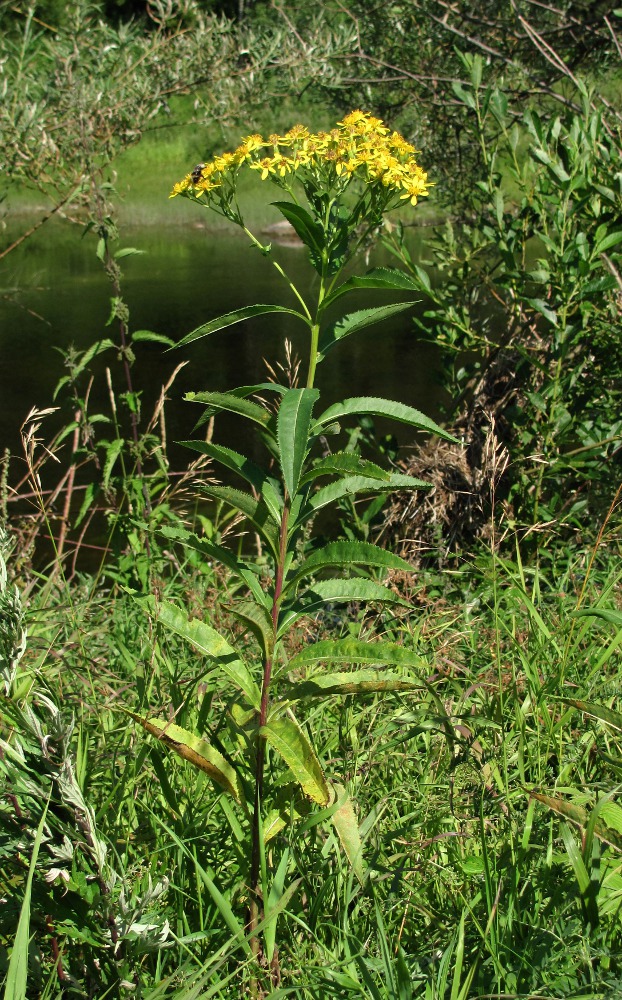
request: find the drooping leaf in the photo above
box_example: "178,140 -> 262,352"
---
571,607 -> 622,627
159,526 -> 268,606
226,601 -> 275,660
279,579 -> 410,634
138,596 -> 260,708
131,329 -> 176,347
277,387 -> 320,498
286,669 -> 425,699
261,715 -> 330,805
178,441 -> 272,494
175,304 -> 307,349
561,698 -> 622,733
318,303 -> 416,361
530,790 -> 622,852
272,202 -> 325,269
198,485 -> 279,552
287,638 -> 428,673
331,783 -> 366,885
314,396 -> 459,443
284,541 -> 413,593
184,390 -> 271,428
129,714 -> 245,804
299,452 -> 392,486
321,267 -> 422,309
294,473 -> 430,528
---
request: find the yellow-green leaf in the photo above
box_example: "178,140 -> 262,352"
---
261,716 -> 329,805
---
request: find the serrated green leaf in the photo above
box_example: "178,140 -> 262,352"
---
137,596 -> 260,707
299,452 -> 391,486
331,782 -> 365,885
103,438 -> 123,490
198,485 -> 279,552
286,669 -> 424,699
226,601 -> 274,660
287,638 -> 428,672
314,396 -> 459,443
271,202 -> 325,269
175,304 -> 306,349
132,330 -> 176,347
295,473 -> 430,527
129,714 -> 245,803
277,387 -> 320,498
184,390 -> 270,428
318,302 -> 416,361
279,580 -> 410,634
321,267 -> 421,309
179,441 -> 271,493
284,541 -> 413,593
261,715 -> 329,805
159,526 -> 269,606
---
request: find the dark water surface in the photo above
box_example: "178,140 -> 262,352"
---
1,221 -> 445,471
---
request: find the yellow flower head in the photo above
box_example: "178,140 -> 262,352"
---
171,112 -> 430,207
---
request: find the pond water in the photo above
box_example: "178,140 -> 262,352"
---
1,219 -> 445,479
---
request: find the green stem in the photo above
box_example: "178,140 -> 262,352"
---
248,498 -> 290,982
243,226 -> 312,322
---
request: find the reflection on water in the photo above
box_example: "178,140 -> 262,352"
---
0,220 -> 445,468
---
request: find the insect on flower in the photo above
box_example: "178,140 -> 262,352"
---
191,163 -> 206,184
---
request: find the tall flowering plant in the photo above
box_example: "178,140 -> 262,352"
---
133,112 -> 454,988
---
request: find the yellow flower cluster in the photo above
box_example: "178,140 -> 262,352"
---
170,111 -> 429,206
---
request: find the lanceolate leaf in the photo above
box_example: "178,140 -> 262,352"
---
278,387 -> 320,498
159,526 -> 269,607
286,669 -> 425,699
299,452 -> 391,486
284,540 -> 414,593
294,473 -> 430,527
138,597 -> 260,708
226,601 -> 275,660
272,202 -> 325,268
175,304 -> 307,349
571,607 -> 622,627
185,391 -> 271,428
561,698 -> 622,733
279,579 -> 410,634
321,267 -> 422,310
317,303 -> 417,361
314,397 -> 459,443
130,714 -> 245,804
287,638 -> 428,672
331,783 -> 366,885
530,790 -> 622,852
261,715 -> 330,805
198,485 -> 279,552
178,441 -> 272,494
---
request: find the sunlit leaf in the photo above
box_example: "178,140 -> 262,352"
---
286,669 -> 424,699
529,790 -> 622,851
159,526 -> 269,606
284,540 -> 413,593
138,596 -> 260,708
287,637 -> 428,672
331,782 -> 366,885
184,390 -> 271,428
175,304 -> 307,348
321,267 -> 421,309
318,303 -> 416,361
561,698 -> 622,733
261,715 -> 330,805
129,714 -> 245,804
299,452 -> 391,486
277,387 -> 320,498
314,396 -> 459,443
178,441 -> 272,493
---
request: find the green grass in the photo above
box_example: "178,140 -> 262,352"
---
1,519 -> 621,997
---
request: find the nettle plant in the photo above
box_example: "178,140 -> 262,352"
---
133,112 -> 456,979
